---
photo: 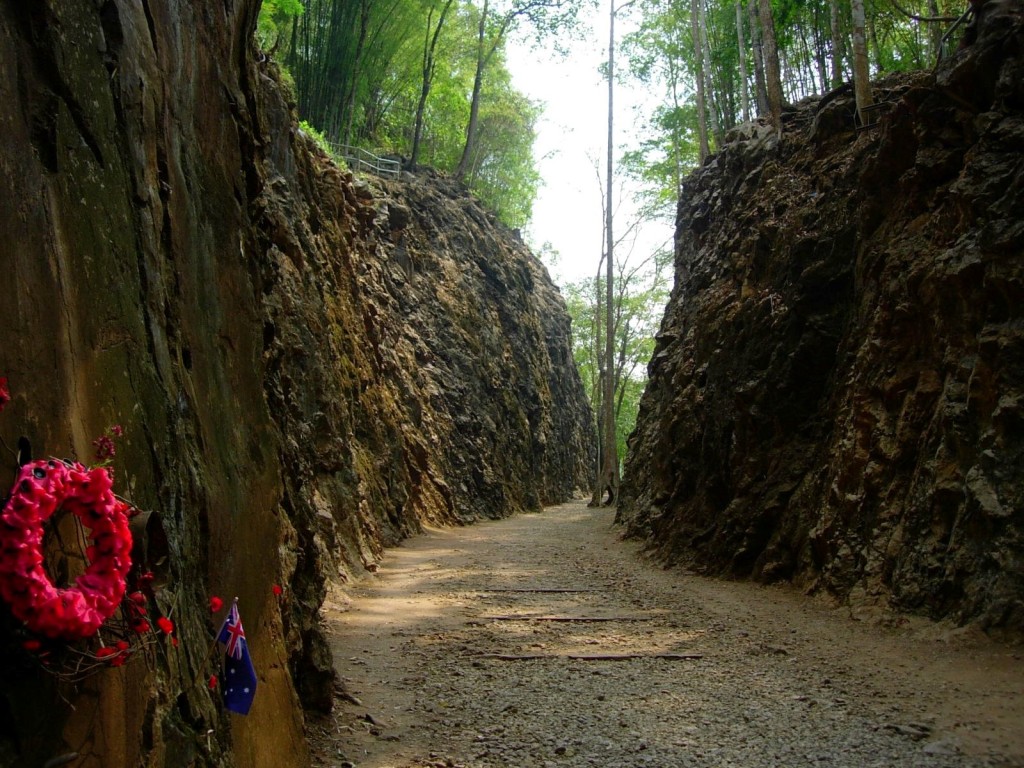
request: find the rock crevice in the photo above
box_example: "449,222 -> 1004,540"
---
0,1 -> 593,766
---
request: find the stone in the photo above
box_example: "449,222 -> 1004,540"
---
618,8 -> 1024,635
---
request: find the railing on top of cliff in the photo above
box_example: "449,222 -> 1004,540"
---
331,144 -> 401,180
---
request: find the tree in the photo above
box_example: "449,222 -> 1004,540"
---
565,246 -> 670,478
757,0 -> 784,136
691,0 -> 711,160
735,1 -> 750,122
454,0 -> 580,181
747,0 -> 770,116
596,0 -> 622,506
410,0 -> 457,169
851,0 -> 874,123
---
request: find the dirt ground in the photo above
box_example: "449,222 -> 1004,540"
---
308,501 -> 1024,768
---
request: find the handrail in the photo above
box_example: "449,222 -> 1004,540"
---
936,5 -> 973,63
329,143 -> 401,179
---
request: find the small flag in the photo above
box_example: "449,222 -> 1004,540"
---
216,600 -> 257,715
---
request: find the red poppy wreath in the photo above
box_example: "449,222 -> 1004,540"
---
0,460 -> 133,639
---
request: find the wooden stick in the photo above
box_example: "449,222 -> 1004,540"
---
480,615 -> 654,622
474,653 -> 703,661
481,593 -> 598,598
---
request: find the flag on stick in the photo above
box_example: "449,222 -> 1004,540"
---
216,599 -> 257,715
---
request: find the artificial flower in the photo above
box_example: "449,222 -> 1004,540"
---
0,461 -> 132,639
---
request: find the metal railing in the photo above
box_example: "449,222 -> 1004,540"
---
330,144 -> 401,179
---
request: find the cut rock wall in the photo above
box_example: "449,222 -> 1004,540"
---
619,3 -> 1024,633
0,1 -> 593,766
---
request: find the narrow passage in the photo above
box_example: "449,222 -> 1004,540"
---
309,501 -> 1023,768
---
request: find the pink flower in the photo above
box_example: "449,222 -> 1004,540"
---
0,376 -> 9,411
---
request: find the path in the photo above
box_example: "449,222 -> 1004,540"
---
308,501 -> 1023,768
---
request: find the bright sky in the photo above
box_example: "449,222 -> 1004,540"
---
505,8 -> 675,288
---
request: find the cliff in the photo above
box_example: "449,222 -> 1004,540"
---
0,1 -> 593,766
619,2 -> 1024,633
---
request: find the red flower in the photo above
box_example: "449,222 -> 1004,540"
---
208,675 -> 218,690
92,435 -> 116,460
111,425 -> 124,437
128,591 -> 146,605
115,640 -> 130,651
156,617 -> 174,635
171,636 -> 179,647
209,595 -> 223,613
0,460 -> 133,639
21,639 -> 41,652
95,646 -> 117,658
132,619 -> 151,634
110,653 -> 128,667
0,377 -> 9,411
272,584 -> 283,597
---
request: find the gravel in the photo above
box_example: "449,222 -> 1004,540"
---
309,501 -> 1024,768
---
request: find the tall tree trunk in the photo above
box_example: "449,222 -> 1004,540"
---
410,0 -> 454,169
927,0 -> 942,59
829,0 -> 845,87
697,0 -> 724,146
851,0 -> 873,124
757,0 -> 783,137
748,0 -> 769,116
736,1 -> 750,122
456,0 -> 498,181
691,0 -> 710,160
598,0 -> 620,505
342,0 -> 371,146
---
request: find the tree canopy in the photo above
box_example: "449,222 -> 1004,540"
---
256,0 -> 587,229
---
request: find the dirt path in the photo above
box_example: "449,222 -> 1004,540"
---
309,501 -> 1023,768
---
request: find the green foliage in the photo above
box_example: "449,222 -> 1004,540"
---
618,0 -> 959,207
256,0 -> 304,52
277,0 -> 546,229
298,120 -> 342,164
563,248 -> 671,470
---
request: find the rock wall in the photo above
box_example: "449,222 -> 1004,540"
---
0,1 -> 593,766
619,3 -> 1024,633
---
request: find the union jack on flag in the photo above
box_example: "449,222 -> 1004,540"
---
216,599 -> 257,714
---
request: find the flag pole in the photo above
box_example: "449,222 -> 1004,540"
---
191,597 -> 239,693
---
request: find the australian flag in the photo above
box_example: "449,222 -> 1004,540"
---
217,600 -> 258,715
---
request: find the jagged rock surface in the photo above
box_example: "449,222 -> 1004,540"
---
0,1 -> 593,766
619,3 -> 1024,633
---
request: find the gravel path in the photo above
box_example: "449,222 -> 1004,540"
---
309,501 -> 1024,768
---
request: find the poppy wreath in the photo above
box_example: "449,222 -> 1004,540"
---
0,460 -> 133,639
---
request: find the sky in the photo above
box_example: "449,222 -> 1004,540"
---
504,9 -> 675,289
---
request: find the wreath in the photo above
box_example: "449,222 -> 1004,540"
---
0,459 -> 133,639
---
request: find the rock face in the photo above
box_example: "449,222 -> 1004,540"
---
0,1 -> 592,766
619,4 -> 1024,633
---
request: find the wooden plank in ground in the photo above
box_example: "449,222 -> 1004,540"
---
481,593 -> 598,598
474,653 -> 704,661
480,615 -> 655,622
